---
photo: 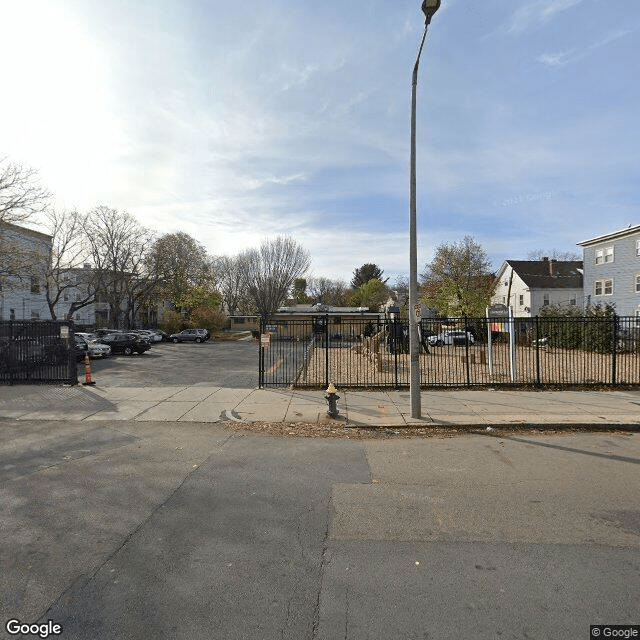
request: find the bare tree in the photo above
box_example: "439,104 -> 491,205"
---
527,248 -> 582,261
241,237 -> 310,319
0,157 -> 50,225
391,276 -> 410,306
84,206 -> 157,328
0,157 -> 52,292
307,277 -> 349,306
216,254 -> 253,316
39,209 -> 99,320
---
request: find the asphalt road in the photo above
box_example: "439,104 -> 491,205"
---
81,339 -> 260,388
1,422 -> 638,639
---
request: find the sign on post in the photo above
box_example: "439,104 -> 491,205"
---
260,333 -> 271,348
485,304 -> 516,382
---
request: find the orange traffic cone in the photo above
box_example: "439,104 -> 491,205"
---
82,352 -> 95,386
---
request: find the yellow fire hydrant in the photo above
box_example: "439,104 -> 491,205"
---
324,383 -> 340,418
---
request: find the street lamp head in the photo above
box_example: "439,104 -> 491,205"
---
421,0 -> 441,25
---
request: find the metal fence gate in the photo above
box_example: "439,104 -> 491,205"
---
258,314 -> 640,389
0,320 -> 78,385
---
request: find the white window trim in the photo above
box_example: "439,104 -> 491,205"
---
635,274 -> 640,294
595,279 -> 613,296
595,246 -> 614,265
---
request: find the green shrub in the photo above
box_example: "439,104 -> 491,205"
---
538,303 -> 615,352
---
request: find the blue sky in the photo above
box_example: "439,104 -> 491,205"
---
1,0 -> 639,284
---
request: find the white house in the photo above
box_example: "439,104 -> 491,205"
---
491,258 -> 584,317
0,221 -> 52,321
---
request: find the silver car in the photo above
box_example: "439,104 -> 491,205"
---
427,330 -> 475,347
87,341 -> 111,358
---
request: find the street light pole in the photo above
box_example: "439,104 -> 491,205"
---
409,0 -> 440,419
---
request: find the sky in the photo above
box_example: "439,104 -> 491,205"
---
1,0 -> 639,285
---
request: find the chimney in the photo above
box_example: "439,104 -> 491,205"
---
549,259 -> 555,276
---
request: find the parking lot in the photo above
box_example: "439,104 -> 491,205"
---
79,339 -> 259,388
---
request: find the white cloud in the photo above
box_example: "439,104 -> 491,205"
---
506,0 -> 585,33
537,50 -> 575,66
537,26 -> 636,66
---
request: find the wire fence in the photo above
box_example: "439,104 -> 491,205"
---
0,321 -> 78,385
258,314 -> 640,388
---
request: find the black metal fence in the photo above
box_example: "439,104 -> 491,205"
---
0,321 -> 78,385
258,314 -> 640,389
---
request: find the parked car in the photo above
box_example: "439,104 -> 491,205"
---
169,329 -> 210,343
133,330 -> 163,343
88,341 -> 112,358
97,332 -> 151,355
75,332 -> 112,358
427,330 -> 475,347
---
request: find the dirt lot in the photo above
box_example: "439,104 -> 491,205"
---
299,342 -> 640,387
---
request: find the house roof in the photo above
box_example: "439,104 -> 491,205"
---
499,259 -> 583,290
578,224 -> 640,247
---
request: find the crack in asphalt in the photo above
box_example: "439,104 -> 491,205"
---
35,431 -> 237,624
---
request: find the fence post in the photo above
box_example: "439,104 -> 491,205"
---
464,316 -> 471,387
394,318 -> 399,389
324,314 -> 329,390
9,320 -> 14,386
535,316 -> 541,386
612,313 -> 618,386
68,322 -> 78,385
258,315 -> 265,388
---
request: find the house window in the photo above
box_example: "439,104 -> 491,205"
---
595,279 -> 613,296
543,294 -> 550,306
9,308 -> 15,320
636,239 -> 640,257
595,247 -> 614,264
31,311 -> 40,320
570,295 -> 577,305
518,294 -> 524,306
636,275 -> 640,293
30,276 -> 40,294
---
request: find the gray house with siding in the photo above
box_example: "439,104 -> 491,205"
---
578,225 -> 640,316
0,222 -> 52,321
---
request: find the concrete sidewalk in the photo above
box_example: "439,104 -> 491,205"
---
0,384 -> 639,428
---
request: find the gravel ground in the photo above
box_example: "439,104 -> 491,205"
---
223,419 -> 634,440
299,343 -> 640,386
